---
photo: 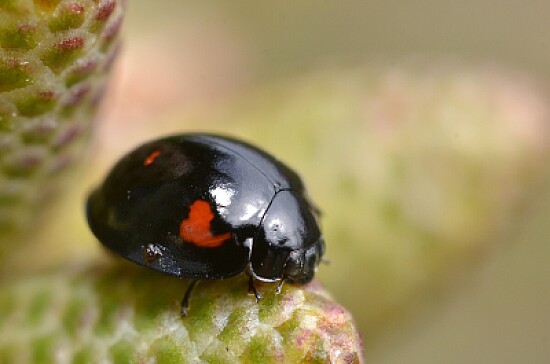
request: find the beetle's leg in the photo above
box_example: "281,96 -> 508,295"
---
275,279 -> 285,294
180,280 -> 199,317
248,275 -> 262,302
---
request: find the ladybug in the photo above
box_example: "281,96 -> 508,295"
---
86,133 -> 325,316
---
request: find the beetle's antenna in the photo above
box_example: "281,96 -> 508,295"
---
180,280 -> 199,317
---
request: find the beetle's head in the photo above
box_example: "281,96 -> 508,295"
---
283,238 -> 325,284
248,190 -> 325,284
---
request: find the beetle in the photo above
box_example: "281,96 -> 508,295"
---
86,133 -> 325,316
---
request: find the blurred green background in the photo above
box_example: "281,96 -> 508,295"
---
127,1 -> 550,81
17,1 -> 550,363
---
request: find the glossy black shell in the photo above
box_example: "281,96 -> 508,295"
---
87,133 -> 325,283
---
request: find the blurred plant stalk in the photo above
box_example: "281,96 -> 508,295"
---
0,0 -> 124,243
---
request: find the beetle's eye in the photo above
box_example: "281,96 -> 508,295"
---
284,251 -> 303,277
303,246 -> 318,273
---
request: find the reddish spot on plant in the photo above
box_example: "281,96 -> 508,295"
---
53,125 -> 81,149
56,36 -> 84,51
38,90 -> 55,100
66,3 -> 85,14
96,1 -> 115,21
103,16 -> 123,42
65,85 -> 90,106
18,24 -> 36,33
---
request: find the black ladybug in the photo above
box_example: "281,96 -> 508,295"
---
86,133 -> 325,316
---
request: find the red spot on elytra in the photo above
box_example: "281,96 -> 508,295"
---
180,200 -> 231,248
143,150 -> 161,166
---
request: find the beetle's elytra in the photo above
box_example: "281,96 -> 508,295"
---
86,133 -> 325,315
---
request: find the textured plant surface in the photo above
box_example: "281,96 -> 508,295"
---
0,0 -> 124,238
0,258 -> 363,363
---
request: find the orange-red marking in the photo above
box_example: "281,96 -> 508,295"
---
143,150 -> 161,166
179,200 -> 231,248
